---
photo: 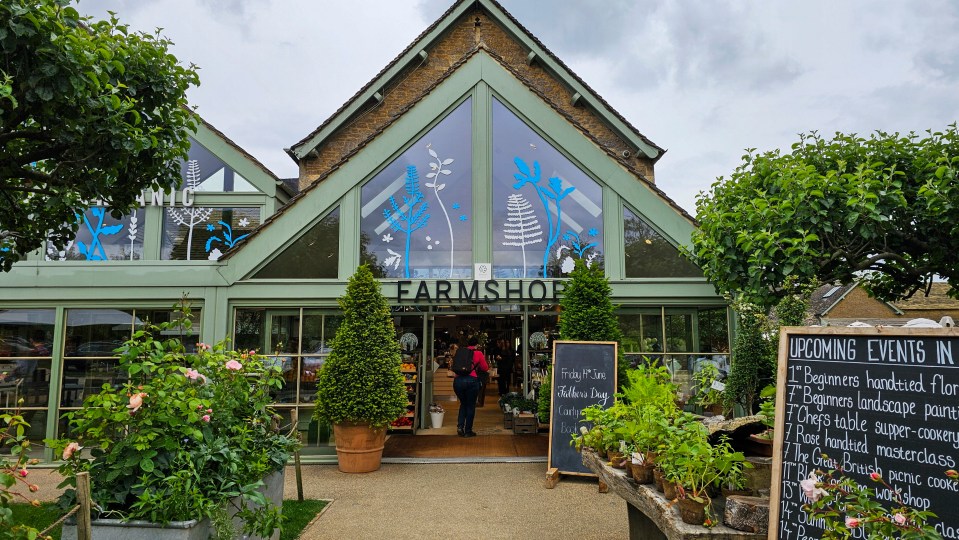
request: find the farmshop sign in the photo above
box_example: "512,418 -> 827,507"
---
395,279 -> 566,304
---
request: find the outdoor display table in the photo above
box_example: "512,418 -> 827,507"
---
581,450 -> 763,540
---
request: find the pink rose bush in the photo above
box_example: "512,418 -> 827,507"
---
49,302 -> 297,538
801,456 -> 941,539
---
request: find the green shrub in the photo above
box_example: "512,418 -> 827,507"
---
314,265 -> 406,428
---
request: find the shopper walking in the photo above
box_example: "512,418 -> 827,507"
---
452,337 -> 488,437
497,338 -> 515,395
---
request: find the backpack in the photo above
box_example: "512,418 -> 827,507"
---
451,347 -> 476,377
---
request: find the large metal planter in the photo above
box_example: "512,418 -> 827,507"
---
62,469 -> 284,540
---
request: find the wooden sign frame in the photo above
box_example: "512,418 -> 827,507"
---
546,340 -> 618,478
770,326 -> 959,539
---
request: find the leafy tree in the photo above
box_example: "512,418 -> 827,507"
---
0,0 -> 199,271
314,265 -> 406,428
692,125 -> 959,308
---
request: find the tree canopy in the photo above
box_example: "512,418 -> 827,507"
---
0,0 -> 199,271
691,125 -> 959,308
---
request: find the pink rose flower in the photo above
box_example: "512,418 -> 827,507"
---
206,408 -> 212,413
845,517 -> 861,528
29,484 -> 39,492
127,392 -> 147,412
800,472 -> 827,503
202,414 -> 211,422
198,342 -> 210,351
18,469 -> 27,477
893,513 -> 907,526
225,359 -> 242,371
947,469 -> 959,479
185,368 -> 200,380
62,442 -> 80,460
869,471 -> 881,481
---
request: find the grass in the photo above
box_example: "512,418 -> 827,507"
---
9,499 -> 328,540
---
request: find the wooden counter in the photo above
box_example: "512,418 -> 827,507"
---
581,450 -> 763,540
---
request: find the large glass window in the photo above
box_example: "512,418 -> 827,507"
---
181,138 -> 259,193
161,207 -> 259,261
624,206 -> 701,278
0,310 -> 54,428
492,98 -> 604,278
360,99 -> 473,279
62,308 -> 201,410
253,208 -> 340,279
46,207 -> 146,261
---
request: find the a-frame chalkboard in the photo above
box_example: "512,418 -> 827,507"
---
771,326 -> 959,539
546,340 -> 618,477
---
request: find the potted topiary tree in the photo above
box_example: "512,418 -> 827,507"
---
314,264 -> 406,473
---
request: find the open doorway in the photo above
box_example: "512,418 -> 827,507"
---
425,313 -> 523,437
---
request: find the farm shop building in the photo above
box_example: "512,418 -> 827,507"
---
0,0 -> 730,460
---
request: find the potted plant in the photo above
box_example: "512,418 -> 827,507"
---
50,302 -> 297,539
429,403 -> 445,429
314,264 -> 407,473
673,432 -> 747,526
746,384 -> 777,456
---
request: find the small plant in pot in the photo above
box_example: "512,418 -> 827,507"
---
673,432 -> 747,526
314,264 -> 407,473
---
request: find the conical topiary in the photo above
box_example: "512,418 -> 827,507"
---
314,264 -> 406,428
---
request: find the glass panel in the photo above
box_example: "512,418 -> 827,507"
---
624,206 -> 702,278
0,359 -> 51,408
664,310 -> 693,353
181,138 -> 260,193
360,99 -> 473,278
299,355 -> 321,403
134,309 -> 201,352
641,313 -> 664,353
0,309 -> 55,357
13,410 -> 46,446
234,309 -> 265,353
268,311 -> 300,354
253,208 -> 340,279
270,355 -> 298,404
698,307 -> 730,353
65,309 -> 135,357
47,207 -> 145,261
492,98 -> 604,278
161,207 -> 259,261
60,358 -> 124,407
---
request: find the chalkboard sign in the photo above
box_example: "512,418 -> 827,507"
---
771,327 -> 959,539
547,340 -> 618,476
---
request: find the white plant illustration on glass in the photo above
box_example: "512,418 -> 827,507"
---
425,145 -> 455,277
502,193 -> 542,277
166,160 -> 213,260
127,214 -> 139,261
384,248 -> 402,271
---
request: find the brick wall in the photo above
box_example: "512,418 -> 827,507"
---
298,10 -> 656,190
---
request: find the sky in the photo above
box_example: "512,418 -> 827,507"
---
76,0 -> 959,215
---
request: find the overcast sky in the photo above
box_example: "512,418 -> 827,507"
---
78,0 -> 959,215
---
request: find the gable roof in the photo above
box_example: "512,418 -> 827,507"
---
287,0 -> 664,163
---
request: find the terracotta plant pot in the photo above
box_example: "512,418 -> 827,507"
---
653,468 -> 665,492
663,481 -> 679,500
608,450 -> 626,469
678,497 -> 709,525
631,463 -> 654,484
745,433 -> 774,457
333,422 -> 386,473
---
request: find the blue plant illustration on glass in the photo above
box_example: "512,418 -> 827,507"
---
556,228 -> 600,274
205,221 -> 250,261
425,146 -> 456,277
512,157 -> 575,277
384,165 -> 430,278
76,207 -> 123,261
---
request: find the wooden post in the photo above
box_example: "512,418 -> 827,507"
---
291,409 -> 304,501
75,471 -> 92,540
545,467 -> 561,489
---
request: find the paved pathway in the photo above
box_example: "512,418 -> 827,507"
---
290,462 -> 628,540
29,462 -> 628,539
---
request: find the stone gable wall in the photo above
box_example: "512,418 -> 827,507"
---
298,10 -> 655,189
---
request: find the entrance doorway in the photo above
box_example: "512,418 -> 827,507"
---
383,311 -> 555,459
